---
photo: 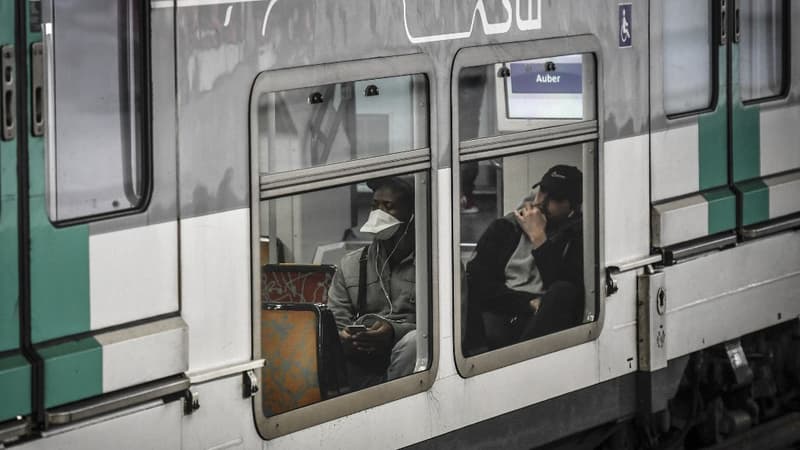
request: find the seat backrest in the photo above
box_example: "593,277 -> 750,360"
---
261,264 -> 337,304
260,303 -> 349,417
261,306 -> 322,416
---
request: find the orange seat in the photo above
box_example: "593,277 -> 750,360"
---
261,306 -> 322,416
260,265 -> 347,417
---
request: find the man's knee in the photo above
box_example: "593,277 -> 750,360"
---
387,330 -> 417,380
391,330 -> 417,361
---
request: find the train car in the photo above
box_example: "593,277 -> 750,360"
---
1,0 -> 799,448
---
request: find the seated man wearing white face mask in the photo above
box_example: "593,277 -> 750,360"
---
328,177 -> 417,390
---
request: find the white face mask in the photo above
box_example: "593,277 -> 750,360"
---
360,209 -> 404,240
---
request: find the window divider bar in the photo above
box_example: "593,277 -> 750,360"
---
459,120 -> 598,156
260,149 -> 429,187
259,158 -> 431,199
459,132 -> 598,163
260,149 -> 429,192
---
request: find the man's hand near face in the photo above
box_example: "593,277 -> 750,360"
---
516,191 -> 548,249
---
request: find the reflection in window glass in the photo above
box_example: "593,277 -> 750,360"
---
663,0 -> 713,115
740,0 -> 785,101
259,174 -> 429,416
459,146 -> 595,356
458,54 -> 595,140
48,0 -> 146,221
256,75 -> 428,174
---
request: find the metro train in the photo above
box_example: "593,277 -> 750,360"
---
1,0 -> 799,448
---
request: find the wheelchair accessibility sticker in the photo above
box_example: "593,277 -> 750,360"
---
619,3 -> 632,48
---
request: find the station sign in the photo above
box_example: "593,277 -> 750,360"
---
504,55 -> 584,120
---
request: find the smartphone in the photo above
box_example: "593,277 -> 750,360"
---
345,324 -> 367,334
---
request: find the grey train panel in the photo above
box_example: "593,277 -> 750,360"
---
172,0 -> 650,219
406,357 -> 687,450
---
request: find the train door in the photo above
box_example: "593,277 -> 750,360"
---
650,0 -> 796,260
730,1 -> 798,235
2,0 -> 186,439
650,0 -> 737,258
0,0 -> 32,430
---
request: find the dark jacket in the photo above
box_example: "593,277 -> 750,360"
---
463,213 -> 583,353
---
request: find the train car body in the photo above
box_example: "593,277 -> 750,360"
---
1,0 -> 799,448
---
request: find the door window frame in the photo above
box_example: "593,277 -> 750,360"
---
40,0 -> 153,226
451,37 -> 605,378
650,0 -> 723,125
737,0 -> 791,107
659,0 -> 721,119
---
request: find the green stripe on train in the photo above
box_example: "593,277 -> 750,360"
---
26,83 -> 91,344
702,188 -> 736,235
29,196 -> 91,343
0,140 -> 20,352
731,45 -> 761,182
0,354 -> 31,422
737,179 -> 770,226
26,1 -> 98,410
39,337 -> 102,408
0,0 -> 20,356
697,46 -> 729,191
0,149 -> 20,352
0,1 -> 32,423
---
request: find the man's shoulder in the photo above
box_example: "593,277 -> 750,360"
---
552,216 -> 583,243
475,215 -> 520,248
490,214 -> 521,234
342,245 -> 368,260
336,245 -> 370,274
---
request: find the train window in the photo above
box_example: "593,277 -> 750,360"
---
457,54 -> 596,140
255,74 -> 428,174
739,0 -> 786,102
662,0 -> 714,116
43,0 -> 149,222
453,40 -> 601,377
258,173 -> 430,415
459,145 -> 597,358
250,56 -> 434,437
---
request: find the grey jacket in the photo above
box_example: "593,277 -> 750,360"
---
327,243 -> 416,344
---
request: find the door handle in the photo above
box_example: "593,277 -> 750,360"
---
30,42 -> 44,137
1,45 -> 15,141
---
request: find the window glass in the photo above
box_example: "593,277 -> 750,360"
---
259,173 -> 430,416
47,0 -> 147,221
256,75 -> 428,174
739,0 -> 785,101
458,53 -> 595,140
663,0 -> 714,115
459,145 -> 595,357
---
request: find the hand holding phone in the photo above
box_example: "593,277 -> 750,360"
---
345,324 -> 368,335
349,320 -> 394,354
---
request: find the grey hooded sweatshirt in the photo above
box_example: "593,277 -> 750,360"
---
327,242 -> 416,344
